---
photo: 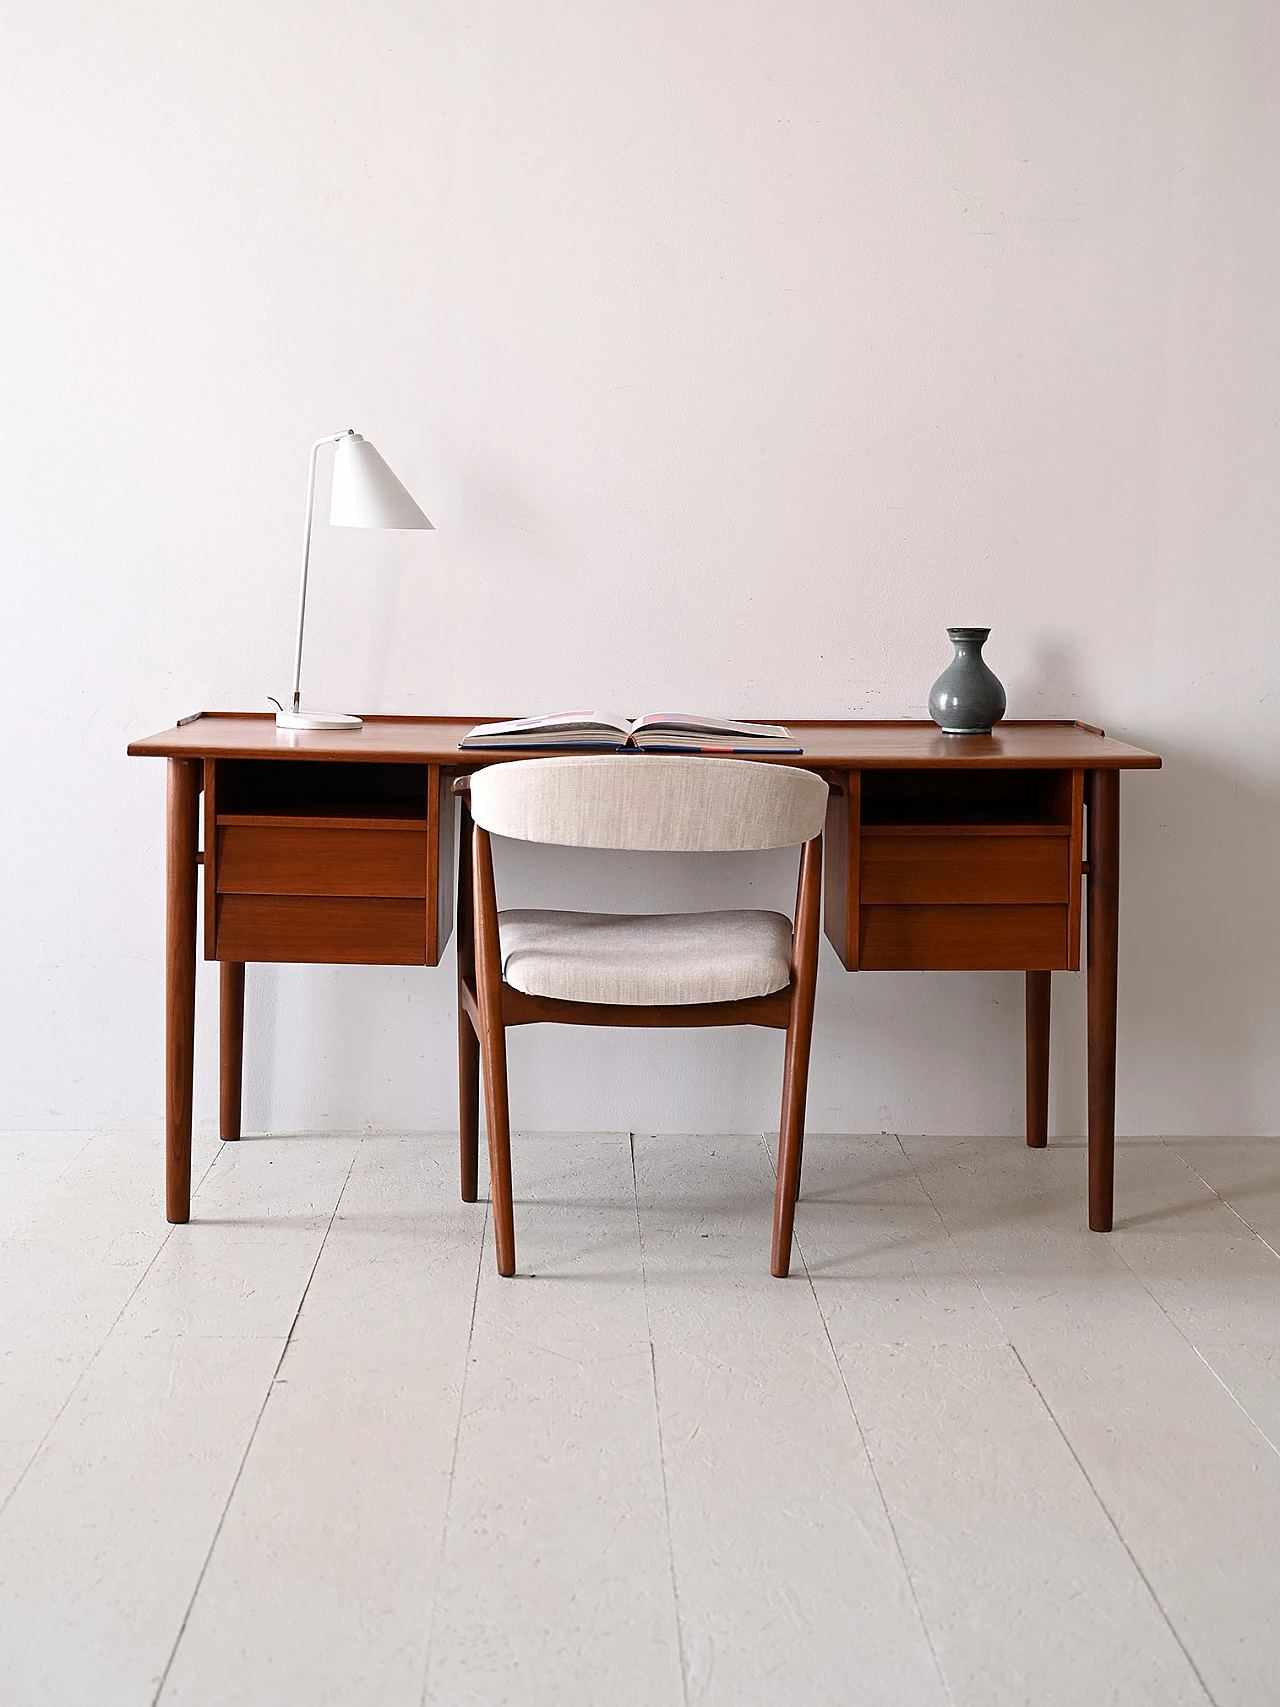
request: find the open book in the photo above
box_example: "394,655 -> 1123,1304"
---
459,711 -> 802,753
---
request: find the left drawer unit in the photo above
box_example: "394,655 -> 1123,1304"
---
202,758 -> 454,966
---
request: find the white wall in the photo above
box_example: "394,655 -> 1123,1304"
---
3,2 -> 1277,1137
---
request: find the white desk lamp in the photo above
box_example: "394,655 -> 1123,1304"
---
271,429 -> 433,731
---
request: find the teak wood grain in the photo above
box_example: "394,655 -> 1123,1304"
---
130,716 -> 1160,1237
202,760 -> 219,961
129,714 -> 1162,771
822,771 -> 858,973
428,764 -> 454,966
859,904 -> 1070,971
216,822 -> 429,898
1026,971 -> 1051,1149
470,823 -> 516,1277
1087,769 -> 1121,1230
859,831 -> 1070,907
490,986 -> 794,1030
1065,768 -> 1085,971
165,759 -> 200,1223
455,792 -> 480,1205
216,895 -> 427,965
219,961 -> 245,1142
772,833 -> 823,1278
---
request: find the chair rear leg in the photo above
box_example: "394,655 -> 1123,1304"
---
772,835 -> 821,1278
772,1017 -> 813,1277
477,1013 -> 516,1276
473,823 -> 517,1277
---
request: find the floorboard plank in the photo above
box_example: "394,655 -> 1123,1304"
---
0,1131 -> 98,1205
0,1129 -> 221,1505
0,1330 -> 286,1707
796,1135 -> 1207,1706
5,1130 -> 1280,1707
1062,1138 -> 1280,1452
787,1131 -> 1004,1347
160,1136 -> 486,1707
636,1133 -> 949,1707
908,1133 -> 1280,1707
421,1134 -> 684,1707
0,1132 -> 357,1707
114,1134 -> 360,1339
1161,1135 -> 1280,1245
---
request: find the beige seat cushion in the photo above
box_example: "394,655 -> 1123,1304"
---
498,908 -> 794,1006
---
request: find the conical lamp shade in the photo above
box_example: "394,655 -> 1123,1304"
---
329,434 -> 433,529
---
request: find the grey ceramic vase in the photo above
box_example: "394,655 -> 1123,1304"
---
928,628 -> 1007,734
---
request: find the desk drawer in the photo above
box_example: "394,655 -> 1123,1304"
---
217,822 -> 427,898
215,895 -> 427,965
859,904 -> 1069,971
860,830 -> 1070,906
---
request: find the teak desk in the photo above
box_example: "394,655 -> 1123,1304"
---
127,716 -> 1161,1236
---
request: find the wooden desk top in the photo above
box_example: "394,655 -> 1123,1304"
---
128,714 -> 1161,770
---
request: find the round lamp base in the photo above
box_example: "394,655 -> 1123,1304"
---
274,709 -> 363,731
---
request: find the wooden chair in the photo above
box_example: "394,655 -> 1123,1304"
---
454,754 -> 828,1278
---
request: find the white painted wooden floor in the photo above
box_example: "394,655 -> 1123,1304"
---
2,1129 -> 1279,1706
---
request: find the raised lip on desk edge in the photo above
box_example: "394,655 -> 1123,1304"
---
160,712 -> 1112,730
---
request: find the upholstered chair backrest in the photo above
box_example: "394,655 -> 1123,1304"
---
468,754 -> 828,852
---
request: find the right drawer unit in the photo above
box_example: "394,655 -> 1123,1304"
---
826,768 -> 1085,972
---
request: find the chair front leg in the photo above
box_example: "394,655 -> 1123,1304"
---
473,824 -> 517,1277
772,834 -> 822,1278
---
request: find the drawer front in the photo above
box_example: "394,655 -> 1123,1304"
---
216,895 -> 427,965
860,832 -> 1070,906
217,824 -> 427,898
859,904 -> 1069,971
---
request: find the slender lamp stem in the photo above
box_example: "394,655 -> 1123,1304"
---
290,430 -> 354,713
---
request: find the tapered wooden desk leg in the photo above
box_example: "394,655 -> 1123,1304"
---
166,759 -> 200,1223
1087,770 -> 1120,1231
220,962 -> 245,1141
456,796 -> 480,1203
1025,971 -> 1051,1148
